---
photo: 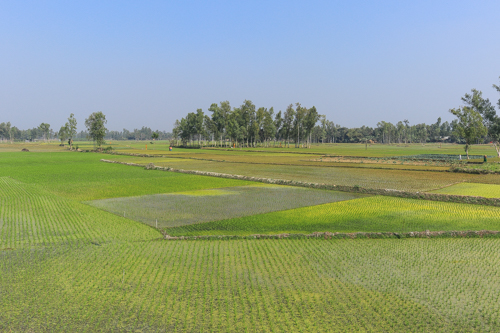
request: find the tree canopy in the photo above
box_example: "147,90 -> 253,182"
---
85,112 -> 107,150
449,106 -> 487,159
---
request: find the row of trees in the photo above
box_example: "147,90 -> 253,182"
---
0,113 -> 107,150
4,114 -> 450,147
171,78 -> 500,155
1,117 -> 170,146
107,127 -> 171,141
0,122 -> 53,142
172,101 -> 456,148
173,101 -> 320,148
56,112 -> 167,150
3,77 -> 499,155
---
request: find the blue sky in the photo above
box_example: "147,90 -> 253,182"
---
1,0 -> 499,132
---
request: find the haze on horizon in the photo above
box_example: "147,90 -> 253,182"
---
1,0 -> 499,132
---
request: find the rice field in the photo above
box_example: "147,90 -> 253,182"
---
2,238 -> 500,332
0,177 -> 159,248
86,184 -> 368,228
106,155 -> 478,192
111,141 -> 497,158
0,152 -> 252,201
430,183 -> 500,198
166,195 -> 500,236
3,147 -> 500,331
471,174 -> 500,185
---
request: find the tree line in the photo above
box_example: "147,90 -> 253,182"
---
0,117 -> 171,144
172,102 -> 457,148
2,77 -> 499,157
173,101 -> 321,148
171,77 -> 500,157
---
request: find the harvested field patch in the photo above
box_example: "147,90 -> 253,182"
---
469,173 -> 500,184
105,155 -> 477,191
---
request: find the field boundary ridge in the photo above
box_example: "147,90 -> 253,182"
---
163,230 -> 500,241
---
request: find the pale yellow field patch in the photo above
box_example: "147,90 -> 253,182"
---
429,182 -> 500,198
167,183 -> 282,196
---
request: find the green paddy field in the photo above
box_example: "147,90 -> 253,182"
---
2,142 -> 500,331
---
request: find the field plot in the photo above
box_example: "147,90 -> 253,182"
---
0,177 -> 159,248
114,142 -> 497,158
166,195 -> 500,236
106,155 -> 478,191
470,173 -> 500,185
430,182 -> 500,198
0,152 -> 252,201
4,147 -> 500,332
87,184 -> 368,228
0,142 -> 68,152
1,238 -> 499,332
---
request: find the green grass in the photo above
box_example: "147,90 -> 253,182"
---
429,182 -> 500,198
86,184 -> 368,228
3,140 -> 499,158
166,196 -> 500,236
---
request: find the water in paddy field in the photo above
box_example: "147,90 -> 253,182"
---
86,185 -> 369,228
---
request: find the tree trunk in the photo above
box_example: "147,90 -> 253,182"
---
297,126 -> 299,148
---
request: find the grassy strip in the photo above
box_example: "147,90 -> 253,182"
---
102,159 -> 500,207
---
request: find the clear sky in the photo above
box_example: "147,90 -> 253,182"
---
1,0 -> 499,132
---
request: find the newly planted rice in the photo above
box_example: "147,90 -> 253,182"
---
0,177 -> 159,248
166,195 -> 500,236
3,146 -> 500,332
0,152 -> 252,200
86,184 -> 369,228
1,238 -> 499,332
429,182 -> 500,198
